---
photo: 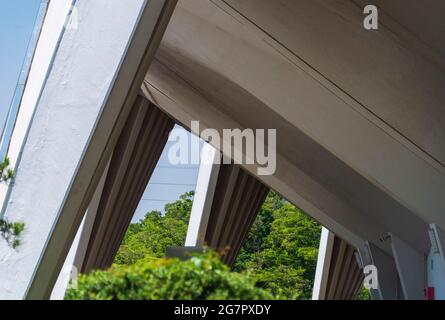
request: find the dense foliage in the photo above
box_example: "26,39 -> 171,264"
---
68,191 -> 323,300
234,192 -> 321,299
0,157 -> 14,183
0,219 -> 24,248
66,252 -> 273,300
0,157 -> 23,249
356,287 -> 371,300
114,191 -> 193,265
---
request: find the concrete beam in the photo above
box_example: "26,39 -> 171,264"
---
0,0 -> 177,300
202,165 -> 269,265
51,157 -> 111,299
389,233 -> 425,300
80,98 -> 174,273
429,224 -> 445,270
315,233 -> 363,300
224,0 -> 445,167
72,159 -> 112,273
427,224 -> 445,299
185,143 -> 221,247
49,216 -> 84,300
359,241 -> 402,300
143,59 -> 391,253
25,0 -> 177,299
143,0 -> 439,255
312,228 -> 335,300
0,0 -> 73,208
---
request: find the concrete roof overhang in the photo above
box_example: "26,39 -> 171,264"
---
143,0 -> 445,255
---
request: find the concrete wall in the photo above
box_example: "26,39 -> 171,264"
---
0,0 -> 73,211
143,0 -> 444,257
0,0 -> 145,299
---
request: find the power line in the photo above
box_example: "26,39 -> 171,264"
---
148,182 -> 195,187
140,198 -> 177,202
156,165 -> 199,170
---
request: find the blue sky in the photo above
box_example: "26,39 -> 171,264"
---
133,130 -> 201,221
1,0 -> 200,222
0,0 -> 42,132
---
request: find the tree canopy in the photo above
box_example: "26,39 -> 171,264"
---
66,252 -> 273,300
114,191 -> 193,265
68,191 -> 323,300
0,157 -> 23,249
234,192 -> 321,299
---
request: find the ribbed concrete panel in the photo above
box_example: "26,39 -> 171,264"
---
325,236 -> 364,300
80,96 -> 174,273
204,165 -> 269,265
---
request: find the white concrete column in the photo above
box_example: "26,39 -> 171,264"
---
389,233 -> 425,300
0,0 -> 73,212
185,143 -> 220,247
0,0 -> 176,299
312,227 -> 335,300
427,224 -> 445,300
49,216 -> 84,300
49,159 -> 112,299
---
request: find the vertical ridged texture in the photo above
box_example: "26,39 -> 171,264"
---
80,96 -> 174,273
204,165 -> 269,265
325,235 -> 364,300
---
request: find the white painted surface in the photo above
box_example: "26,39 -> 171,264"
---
0,0 -> 73,209
312,227 -> 335,300
0,0 -> 144,299
390,233 -> 425,300
427,248 -> 445,300
144,0 -> 436,255
185,143 -> 220,246
50,216 -> 84,300
427,224 -> 445,300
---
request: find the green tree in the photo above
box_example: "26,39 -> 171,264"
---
234,192 -> 321,299
0,157 -> 24,249
66,252 -> 274,300
114,191 -> 193,265
73,191 -> 321,300
235,192 -> 283,266
356,287 -> 371,300
0,157 -> 14,183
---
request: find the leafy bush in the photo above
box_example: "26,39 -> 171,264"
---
0,157 -> 23,249
356,287 -> 371,300
0,157 -> 14,183
66,252 -> 274,300
234,192 -> 321,299
70,191 -> 321,300
114,192 -> 193,265
0,219 -> 24,248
